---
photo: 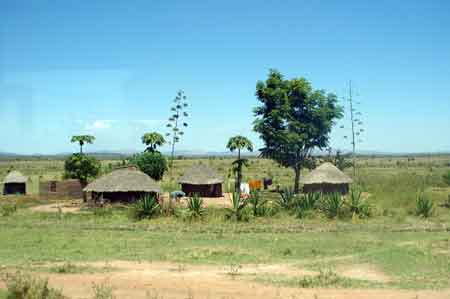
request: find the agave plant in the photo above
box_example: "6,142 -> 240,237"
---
277,186 -> 296,210
295,192 -> 321,219
186,194 -> 206,220
130,195 -> 161,220
320,193 -> 344,219
225,192 -> 248,221
415,193 -> 434,218
347,186 -> 371,218
248,190 -> 269,217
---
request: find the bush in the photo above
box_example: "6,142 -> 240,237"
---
64,153 -> 101,185
415,193 -> 434,218
443,171 -> 450,186
225,192 -> 249,221
3,271 -> 66,299
320,193 -> 344,219
347,187 -> 371,218
130,195 -> 160,220
0,203 -> 17,217
295,192 -> 320,219
248,191 -> 269,217
91,282 -> 115,299
129,152 -> 167,181
185,194 -> 206,220
277,187 -> 296,210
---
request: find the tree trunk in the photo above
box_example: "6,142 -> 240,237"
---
294,166 -> 301,194
235,149 -> 241,194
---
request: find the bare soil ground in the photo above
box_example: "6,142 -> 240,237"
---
29,200 -> 84,213
2,261 -> 449,299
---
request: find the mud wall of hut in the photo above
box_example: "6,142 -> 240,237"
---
181,183 -> 222,197
39,179 -> 84,199
303,183 -> 349,195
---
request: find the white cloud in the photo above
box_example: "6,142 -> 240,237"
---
130,119 -> 164,127
84,120 -> 116,130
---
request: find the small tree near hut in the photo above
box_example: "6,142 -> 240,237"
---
166,90 -> 189,174
253,70 -> 343,193
142,132 -> 166,153
227,136 -> 254,194
71,135 -> 95,154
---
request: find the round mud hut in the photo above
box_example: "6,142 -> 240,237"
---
302,162 -> 353,194
178,164 -> 223,197
83,167 -> 160,203
3,171 -> 28,195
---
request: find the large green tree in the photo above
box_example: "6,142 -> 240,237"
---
64,153 -> 101,186
71,135 -> 95,154
142,132 -> 166,153
253,70 -> 343,193
227,136 -> 253,194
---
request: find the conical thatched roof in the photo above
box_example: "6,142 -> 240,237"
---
83,167 -> 160,193
302,162 -> 353,185
178,164 -> 223,185
3,171 -> 28,184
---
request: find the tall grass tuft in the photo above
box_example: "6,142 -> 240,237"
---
248,190 -> 269,217
415,193 -> 434,218
443,170 -> 450,186
347,187 -> 371,218
129,195 -> 160,220
225,192 -> 249,221
185,194 -> 206,220
320,193 -> 344,219
277,186 -> 296,210
295,192 -> 321,219
0,203 -> 17,217
3,271 -> 66,299
92,282 -> 115,299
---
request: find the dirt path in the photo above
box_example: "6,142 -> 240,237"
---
2,261 -> 449,299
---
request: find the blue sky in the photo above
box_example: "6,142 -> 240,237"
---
1,0 -> 449,154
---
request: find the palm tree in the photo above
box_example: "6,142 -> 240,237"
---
71,135 -> 95,154
142,132 -> 166,152
226,136 -> 254,194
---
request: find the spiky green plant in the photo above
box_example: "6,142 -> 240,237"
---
277,187 -> 296,210
248,190 -> 269,217
320,193 -> 344,219
130,195 -> 160,220
295,192 -> 321,219
186,194 -> 206,220
225,192 -> 248,221
347,186 -> 371,218
415,193 -> 434,218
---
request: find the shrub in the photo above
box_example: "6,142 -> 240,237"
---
276,187 -> 296,210
129,152 -> 167,181
0,203 -> 17,217
3,271 -> 66,299
225,192 -> 249,221
415,193 -> 434,218
248,190 -> 269,217
320,193 -> 344,219
295,192 -> 321,219
443,170 -> 450,186
130,195 -> 160,220
347,187 -> 371,218
64,153 -> 101,185
185,194 -> 206,220
92,282 -> 115,299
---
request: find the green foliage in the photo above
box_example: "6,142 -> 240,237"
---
295,192 -> 321,219
0,203 -> 17,217
129,152 -> 167,181
253,69 -> 343,192
415,193 -> 434,218
443,170 -> 450,186
248,190 -> 269,217
325,150 -> 352,171
91,282 -> 115,299
227,135 -> 253,193
3,271 -> 66,299
185,194 -> 206,220
225,192 -> 249,221
130,195 -> 161,220
297,269 -> 351,288
276,187 -> 296,210
92,206 -> 113,217
64,153 -> 101,185
347,187 -> 371,218
142,132 -> 166,153
320,193 -> 345,219
70,135 -> 95,154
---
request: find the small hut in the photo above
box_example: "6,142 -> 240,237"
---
83,167 -> 160,203
3,171 -> 28,195
178,164 -> 223,197
302,162 -> 353,194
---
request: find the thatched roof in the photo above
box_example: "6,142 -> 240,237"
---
83,167 -> 160,193
3,171 -> 28,184
302,162 -> 353,185
178,164 -> 223,185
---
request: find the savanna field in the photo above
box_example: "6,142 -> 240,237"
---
1,156 -> 450,299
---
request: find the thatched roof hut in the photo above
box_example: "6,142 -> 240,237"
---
84,167 -> 160,203
3,171 -> 28,195
178,164 -> 223,197
302,162 -> 353,194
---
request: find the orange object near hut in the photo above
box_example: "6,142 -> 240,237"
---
248,179 -> 262,191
